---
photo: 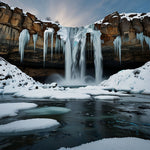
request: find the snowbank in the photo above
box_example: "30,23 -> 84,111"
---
0,57 -> 57,95
0,103 -> 37,118
59,137 -> 150,150
101,61 -> 150,94
0,118 -> 59,133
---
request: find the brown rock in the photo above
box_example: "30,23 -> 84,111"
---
11,12 -> 22,28
26,12 -> 37,22
120,18 -> 132,35
142,16 -> 150,36
23,16 -> 33,31
0,7 -> 12,24
14,7 -> 23,14
32,22 -> 42,33
132,18 -> 143,33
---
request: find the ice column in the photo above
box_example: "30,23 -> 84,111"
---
65,28 -> 72,81
113,36 -> 122,63
33,34 -> 38,51
19,29 -> 30,62
93,31 -> 102,83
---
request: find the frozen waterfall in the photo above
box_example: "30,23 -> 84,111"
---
57,26 -> 102,83
113,36 -> 122,63
19,29 -> 30,62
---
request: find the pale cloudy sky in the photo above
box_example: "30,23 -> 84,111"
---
2,0 -> 150,27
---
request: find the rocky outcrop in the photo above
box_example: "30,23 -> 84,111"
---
0,2 -> 150,78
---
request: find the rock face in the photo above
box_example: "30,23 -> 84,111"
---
0,2 -> 150,78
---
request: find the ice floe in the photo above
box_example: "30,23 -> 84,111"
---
22,106 -> 71,116
0,118 -> 59,133
0,103 -> 37,119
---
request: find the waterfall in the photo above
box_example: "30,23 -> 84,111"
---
57,26 -> 102,83
43,28 -> 54,66
19,29 -> 30,62
113,36 -> 122,63
33,34 -> 38,51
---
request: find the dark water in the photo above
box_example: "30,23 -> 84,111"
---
0,95 -> 150,150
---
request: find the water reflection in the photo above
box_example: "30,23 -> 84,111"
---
0,95 -> 150,150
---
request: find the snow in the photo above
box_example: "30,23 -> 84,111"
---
59,137 -> 150,150
0,118 -> 59,133
94,95 -> 120,100
120,13 -> 150,21
0,57 -> 57,95
19,29 -> 30,62
0,103 -> 37,119
101,61 -> 150,94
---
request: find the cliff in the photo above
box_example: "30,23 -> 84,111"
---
0,2 -> 150,77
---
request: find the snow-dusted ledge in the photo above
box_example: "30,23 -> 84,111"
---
0,118 -> 59,133
0,103 -> 37,119
59,137 -> 150,150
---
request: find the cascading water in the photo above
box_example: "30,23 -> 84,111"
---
57,26 -> 102,84
19,29 -> 30,62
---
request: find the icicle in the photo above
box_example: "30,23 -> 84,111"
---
19,29 -> 30,62
144,35 -> 150,49
113,36 -> 122,63
51,33 -> 54,60
43,28 -> 54,66
136,33 -> 144,48
33,34 -> 38,51
93,31 -> 102,83
79,33 -> 86,80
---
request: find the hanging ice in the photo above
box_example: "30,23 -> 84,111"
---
33,34 -> 38,51
144,36 -> 150,49
113,36 -> 122,63
43,28 -> 54,66
19,29 -> 30,62
93,31 -> 102,83
136,33 -> 144,48
136,32 -> 150,50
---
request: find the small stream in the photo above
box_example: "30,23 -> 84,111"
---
0,94 -> 150,150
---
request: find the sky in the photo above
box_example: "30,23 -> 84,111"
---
2,0 -> 150,27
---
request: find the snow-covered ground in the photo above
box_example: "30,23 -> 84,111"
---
0,118 -> 59,133
0,57 -> 150,100
101,61 -> 150,94
0,103 -> 37,118
59,137 -> 150,150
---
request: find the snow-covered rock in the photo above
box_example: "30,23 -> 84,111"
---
101,61 -> 150,94
0,57 -> 57,95
59,137 -> 150,150
0,103 -> 37,119
0,118 -> 59,133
